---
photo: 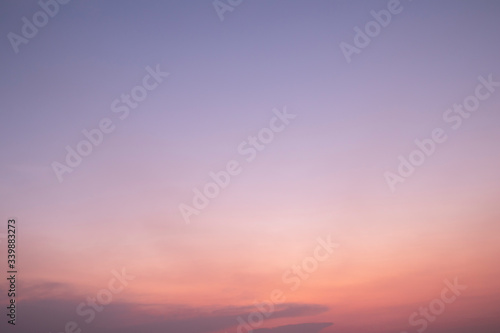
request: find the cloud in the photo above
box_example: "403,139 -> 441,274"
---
255,322 -> 333,333
0,297 -> 331,333
100,302 -> 330,333
20,281 -> 75,300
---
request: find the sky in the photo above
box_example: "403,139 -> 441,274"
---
1,0 -> 500,332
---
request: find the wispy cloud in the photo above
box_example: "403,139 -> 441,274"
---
2,297 -> 330,333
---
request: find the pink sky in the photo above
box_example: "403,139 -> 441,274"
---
1,1 -> 500,333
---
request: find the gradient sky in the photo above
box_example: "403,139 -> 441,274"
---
1,1 -> 500,332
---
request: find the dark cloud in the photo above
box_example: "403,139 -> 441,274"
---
255,322 -> 333,333
0,297 -> 331,333
21,280 -> 74,299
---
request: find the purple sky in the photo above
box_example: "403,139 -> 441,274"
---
1,1 -> 500,333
